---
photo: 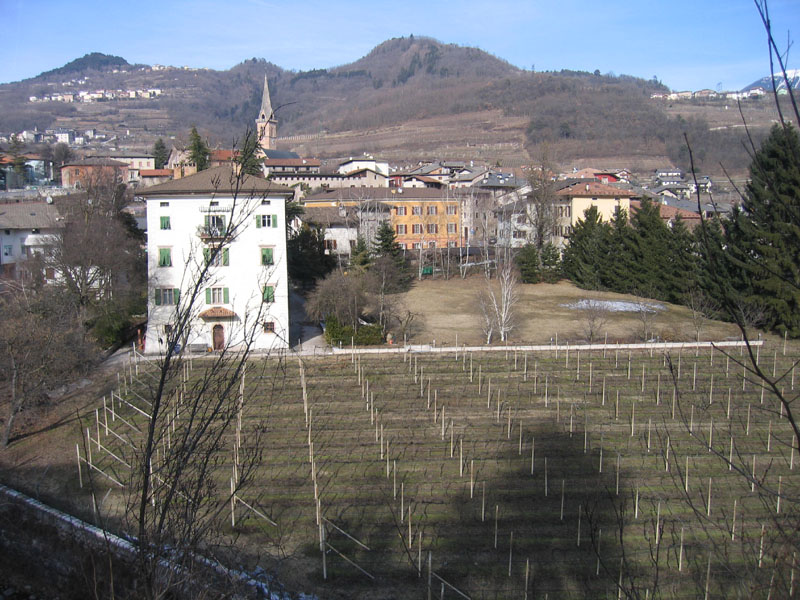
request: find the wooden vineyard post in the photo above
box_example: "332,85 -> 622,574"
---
320,522 -> 327,580
560,479 -> 565,521
508,530 -> 514,577
531,437 -> 535,474
76,444 -> 82,488
544,457 -> 548,496
494,504 -> 499,549
482,481 -> 486,521
470,459 -> 474,497
524,558 -> 530,600
427,552 -> 432,600
679,526 -> 684,571
577,504 -> 582,547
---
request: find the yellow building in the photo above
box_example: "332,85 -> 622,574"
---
553,181 -> 633,244
302,188 -> 465,249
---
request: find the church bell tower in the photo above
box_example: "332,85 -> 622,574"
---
255,75 -> 277,153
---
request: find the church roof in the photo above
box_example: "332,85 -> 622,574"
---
257,75 -> 275,122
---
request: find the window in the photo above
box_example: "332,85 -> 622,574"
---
447,223 -> 457,234
158,248 -> 172,267
323,240 -> 337,250
3,245 -> 11,257
447,240 -> 457,248
206,287 -> 229,304
427,205 -> 437,216
164,324 -> 173,335
203,214 -> 226,235
263,321 -> 276,333
262,285 -> 275,303
260,247 -> 274,265
154,288 -> 180,305
396,206 -> 407,216
160,216 -> 171,230
565,206 -> 571,218
261,199 -> 271,205
428,241 -> 436,248
446,205 -> 457,215
427,223 -> 438,234
255,214 -> 278,228
160,201 -> 169,207
412,242 -> 422,249
349,239 -> 357,249
513,230 -> 526,239
412,206 -> 422,216
412,224 -> 422,234
203,247 -> 229,266
396,224 -> 407,235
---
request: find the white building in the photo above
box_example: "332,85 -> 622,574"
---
138,166 -> 293,354
0,202 -> 62,280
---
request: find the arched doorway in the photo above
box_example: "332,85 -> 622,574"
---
212,324 -> 224,350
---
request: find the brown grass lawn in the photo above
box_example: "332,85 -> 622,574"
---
400,276 -> 744,346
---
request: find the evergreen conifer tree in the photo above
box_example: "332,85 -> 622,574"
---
152,138 -> 168,170
729,124 -> 800,336
188,126 -> 210,171
540,242 -> 562,283
515,243 -> 541,283
562,206 -> 610,289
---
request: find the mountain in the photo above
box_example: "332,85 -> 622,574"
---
37,52 -> 132,79
743,69 -> 800,92
0,39 -> 781,175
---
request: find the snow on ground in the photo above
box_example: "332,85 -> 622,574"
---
561,299 -> 665,313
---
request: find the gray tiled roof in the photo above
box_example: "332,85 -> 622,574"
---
0,202 -> 62,229
136,165 -> 292,197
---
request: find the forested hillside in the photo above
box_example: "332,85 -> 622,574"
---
0,38 -> 779,174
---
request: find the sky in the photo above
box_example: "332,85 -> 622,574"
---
3,0 -> 798,91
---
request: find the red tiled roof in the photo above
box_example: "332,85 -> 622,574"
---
556,181 -> 633,197
140,169 -> 172,177
210,149 -> 237,162
630,200 -> 701,221
198,306 -> 238,319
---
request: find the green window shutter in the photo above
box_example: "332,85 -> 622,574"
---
255,215 -> 261,228
263,285 -> 274,302
173,288 -> 180,304
154,289 -> 161,306
159,248 -> 171,267
222,248 -> 229,266
160,216 -> 170,229
204,215 -> 210,228
220,216 -> 227,234
203,247 -> 210,265
205,288 -> 211,304
261,247 -> 273,265
223,287 -> 229,303
272,214 -> 278,228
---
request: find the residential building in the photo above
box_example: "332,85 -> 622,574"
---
303,187 -> 490,250
552,181 -> 634,246
300,203 -> 391,259
137,166 -> 293,354
0,201 -> 62,280
61,158 -> 129,189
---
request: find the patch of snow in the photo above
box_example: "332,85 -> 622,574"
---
561,299 -> 665,313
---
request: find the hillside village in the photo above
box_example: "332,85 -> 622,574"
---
0,75 -> 724,354
1,16 -> 800,600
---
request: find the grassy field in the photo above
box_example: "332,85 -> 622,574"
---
398,278 -> 743,347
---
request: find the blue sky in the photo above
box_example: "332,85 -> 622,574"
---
3,0 -> 798,91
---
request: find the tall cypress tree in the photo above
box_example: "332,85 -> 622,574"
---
730,124 -> 800,336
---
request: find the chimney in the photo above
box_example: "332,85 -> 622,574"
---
585,183 -> 590,191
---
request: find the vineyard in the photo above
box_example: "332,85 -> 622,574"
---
79,340 -> 799,599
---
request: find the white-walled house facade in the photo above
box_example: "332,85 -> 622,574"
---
138,166 -> 293,355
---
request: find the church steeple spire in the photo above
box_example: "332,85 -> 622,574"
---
255,75 -> 277,152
